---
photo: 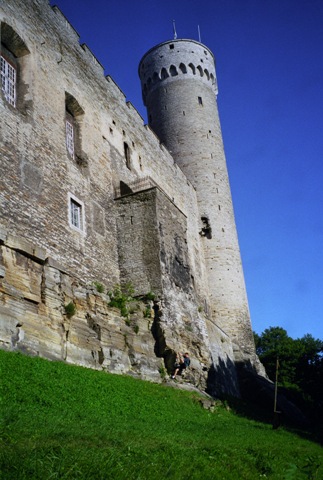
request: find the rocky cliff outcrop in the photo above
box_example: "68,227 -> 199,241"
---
0,226 -> 242,396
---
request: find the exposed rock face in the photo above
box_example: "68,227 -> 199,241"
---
0,228 -> 243,396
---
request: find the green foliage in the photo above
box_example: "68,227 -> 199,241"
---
198,305 -> 203,313
143,306 -> 152,318
254,327 -> 323,424
145,291 -> 156,301
64,301 -> 76,318
108,283 -> 135,318
158,365 -> 167,380
1,350 -> 323,480
133,325 -> 139,334
93,281 -> 104,293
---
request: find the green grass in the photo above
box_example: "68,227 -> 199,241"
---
1,350 -> 322,479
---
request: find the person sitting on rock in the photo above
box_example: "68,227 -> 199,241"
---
171,352 -> 190,379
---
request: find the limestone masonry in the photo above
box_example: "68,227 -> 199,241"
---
0,0 -> 265,396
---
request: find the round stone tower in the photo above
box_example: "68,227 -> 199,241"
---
138,39 -> 255,355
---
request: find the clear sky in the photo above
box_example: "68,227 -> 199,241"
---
51,0 -> 323,340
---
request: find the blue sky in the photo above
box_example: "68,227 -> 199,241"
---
52,0 -> 323,340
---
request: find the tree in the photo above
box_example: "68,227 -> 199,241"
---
254,327 -> 323,421
254,327 -> 298,384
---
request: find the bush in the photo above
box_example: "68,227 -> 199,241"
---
64,302 -> 76,318
93,281 -> 104,293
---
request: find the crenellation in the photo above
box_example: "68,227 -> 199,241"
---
51,5 -> 80,43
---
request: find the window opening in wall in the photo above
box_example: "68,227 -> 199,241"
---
169,44 -> 174,49
199,216 -> 212,239
197,65 -> 203,76
68,194 -> 84,232
1,23 -> 30,110
1,55 -> 16,106
170,65 -> 178,76
179,63 -> 187,74
124,142 -> 131,169
188,63 -> 195,74
66,116 -> 75,158
109,127 -> 113,134
65,92 -> 84,162
198,96 -> 203,105
161,67 -> 169,79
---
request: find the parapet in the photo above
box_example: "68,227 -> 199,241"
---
138,39 -> 218,105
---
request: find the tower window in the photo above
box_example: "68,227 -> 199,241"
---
197,65 -> 204,76
68,194 -> 85,232
169,44 -> 174,49
198,96 -> 203,105
1,55 -> 16,106
124,142 -> 131,169
170,65 -> 178,76
188,63 -> 195,74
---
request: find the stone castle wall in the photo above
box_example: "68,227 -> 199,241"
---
0,0 -> 265,395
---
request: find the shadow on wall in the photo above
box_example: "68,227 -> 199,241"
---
150,303 -> 241,396
206,356 -> 240,399
150,302 -> 176,372
235,361 -> 311,430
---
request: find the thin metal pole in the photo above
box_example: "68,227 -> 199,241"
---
274,356 -> 279,412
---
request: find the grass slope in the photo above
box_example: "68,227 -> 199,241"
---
1,350 -> 322,479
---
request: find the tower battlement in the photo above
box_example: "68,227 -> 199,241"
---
139,39 -> 218,105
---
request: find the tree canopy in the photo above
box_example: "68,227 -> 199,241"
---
254,327 -> 323,419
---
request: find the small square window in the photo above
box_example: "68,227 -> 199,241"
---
68,194 -> 85,232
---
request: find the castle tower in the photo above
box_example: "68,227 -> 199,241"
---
139,39 -> 255,355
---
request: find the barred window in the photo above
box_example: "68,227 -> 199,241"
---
1,55 -> 16,107
66,119 -> 75,158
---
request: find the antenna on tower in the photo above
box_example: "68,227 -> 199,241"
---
198,25 -> 201,43
173,19 -> 177,40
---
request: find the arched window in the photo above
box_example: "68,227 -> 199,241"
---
197,65 -> 204,76
65,92 -> 84,160
0,22 -> 30,109
161,67 -> 169,79
204,69 -> 210,80
179,63 -> 187,74
169,65 -> 178,76
188,63 -> 196,74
